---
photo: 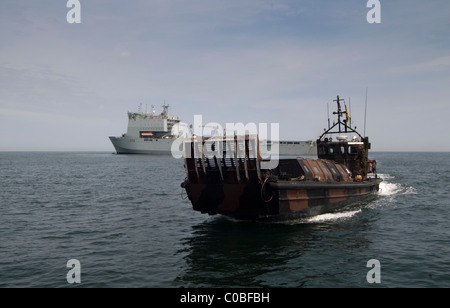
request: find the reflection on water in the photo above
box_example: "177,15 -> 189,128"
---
175,205 -> 374,287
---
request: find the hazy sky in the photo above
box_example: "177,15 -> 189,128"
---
1,0 -> 449,151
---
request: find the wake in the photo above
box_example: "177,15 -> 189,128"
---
377,174 -> 416,196
305,209 -> 362,223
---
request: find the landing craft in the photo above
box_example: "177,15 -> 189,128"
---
181,96 -> 382,221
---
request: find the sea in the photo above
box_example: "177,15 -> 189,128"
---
0,151 -> 449,288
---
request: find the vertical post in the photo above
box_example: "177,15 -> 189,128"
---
255,135 -> 262,181
234,135 -> 240,182
201,141 -> 207,174
243,137 -> 249,181
216,137 -> 224,181
333,95 -> 342,133
327,103 -> 330,129
364,87 -> 368,138
349,97 -> 352,128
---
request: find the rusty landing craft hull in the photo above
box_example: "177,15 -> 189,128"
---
267,179 -> 381,220
181,138 -> 381,221
185,181 -> 381,221
182,156 -> 381,221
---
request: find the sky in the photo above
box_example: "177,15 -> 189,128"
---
0,0 -> 449,151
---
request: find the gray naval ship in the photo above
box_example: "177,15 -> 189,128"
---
109,104 -> 317,156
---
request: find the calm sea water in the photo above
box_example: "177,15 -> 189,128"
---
0,151 -> 449,288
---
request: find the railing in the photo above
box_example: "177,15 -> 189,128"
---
183,135 -> 262,184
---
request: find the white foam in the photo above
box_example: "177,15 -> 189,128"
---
306,209 -> 361,223
404,185 -> 417,195
377,174 -> 416,196
378,182 -> 401,196
378,173 -> 395,180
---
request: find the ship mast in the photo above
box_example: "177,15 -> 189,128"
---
319,95 -> 362,141
332,95 -> 350,133
162,103 -> 169,118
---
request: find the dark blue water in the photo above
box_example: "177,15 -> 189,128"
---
0,152 -> 449,287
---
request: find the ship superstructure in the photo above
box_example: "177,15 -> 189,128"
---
109,104 -> 181,155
